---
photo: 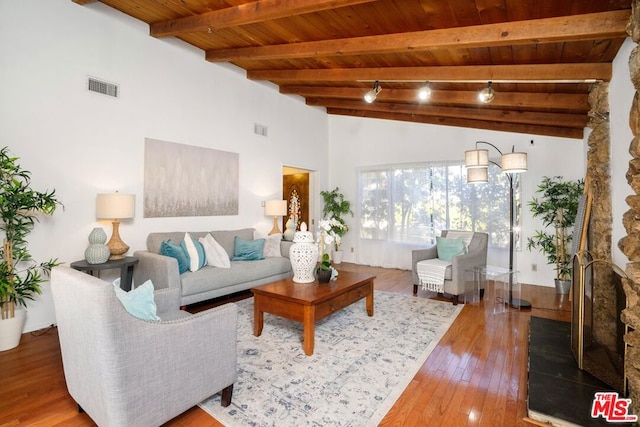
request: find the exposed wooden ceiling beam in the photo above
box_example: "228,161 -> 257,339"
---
327,109 -> 585,139
279,86 -> 590,111
248,63 -> 612,82
206,10 -> 629,62
150,0 -> 378,38
306,98 -> 588,128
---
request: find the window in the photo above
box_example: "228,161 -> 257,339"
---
358,161 -> 519,249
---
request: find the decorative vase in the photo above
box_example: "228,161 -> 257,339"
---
0,309 -> 26,352
332,249 -> 344,264
289,222 -> 318,283
85,227 -> 110,264
316,268 -> 332,283
283,216 -> 296,241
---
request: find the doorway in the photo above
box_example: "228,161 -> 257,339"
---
282,166 -> 315,235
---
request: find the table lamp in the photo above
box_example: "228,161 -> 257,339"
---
96,192 -> 135,260
265,199 -> 287,235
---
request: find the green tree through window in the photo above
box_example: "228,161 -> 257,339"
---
358,161 -> 516,249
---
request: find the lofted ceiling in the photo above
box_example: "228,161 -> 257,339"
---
73,0 -> 631,139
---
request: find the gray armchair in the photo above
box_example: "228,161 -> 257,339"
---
411,230 -> 488,304
51,266 -> 237,427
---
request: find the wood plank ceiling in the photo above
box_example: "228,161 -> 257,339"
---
73,0 -> 631,139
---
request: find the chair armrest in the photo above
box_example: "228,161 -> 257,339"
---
133,250 -> 181,291
280,240 -> 293,259
411,246 -> 438,284
153,287 -> 181,314
451,250 -> 486,286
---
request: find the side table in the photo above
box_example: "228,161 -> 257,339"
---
70,256 -> 139,291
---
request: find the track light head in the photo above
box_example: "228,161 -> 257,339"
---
364,80 -> 381,103
478,81 -> 495,104
417,81 -> 432,101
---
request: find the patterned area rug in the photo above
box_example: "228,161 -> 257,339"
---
199,290 -> 462,426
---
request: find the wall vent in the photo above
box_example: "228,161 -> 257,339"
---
87,77 -> 119,98
254,123 -> 268,137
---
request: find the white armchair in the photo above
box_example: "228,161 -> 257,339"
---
51,266 -> 237,427
411,230 -> 488,305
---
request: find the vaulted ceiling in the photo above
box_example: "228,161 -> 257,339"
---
73,0 -> 630,139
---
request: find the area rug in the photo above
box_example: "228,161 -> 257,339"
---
199,291 -> 463,426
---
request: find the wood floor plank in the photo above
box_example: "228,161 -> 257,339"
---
0,263 -> 570,426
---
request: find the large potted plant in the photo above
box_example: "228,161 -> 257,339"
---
0,147 -> 62,351
526,176 -> 584,294
320,187 -> 353,264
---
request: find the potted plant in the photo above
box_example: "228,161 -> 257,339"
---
316,253 -> 333,283
0,147 -> 62,351
526,176 -> 584,294
320,187 -> 353,263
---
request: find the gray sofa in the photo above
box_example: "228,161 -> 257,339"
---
134,228 -> 293,306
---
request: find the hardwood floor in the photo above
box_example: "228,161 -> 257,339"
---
0,263 -> 570,426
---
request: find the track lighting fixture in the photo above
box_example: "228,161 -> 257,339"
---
417,81 -> 432,101
364,80 -> 381,103
478,81 -> 495,104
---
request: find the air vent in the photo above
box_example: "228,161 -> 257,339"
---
254,123 -> 268,137
87,77 -> 119,98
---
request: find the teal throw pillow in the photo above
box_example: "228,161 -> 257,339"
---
232,236 -> 265,261
436,236 -> 466,262
160,240 -> 189,274
113,279 -> 160,321
181,232 -> 207,272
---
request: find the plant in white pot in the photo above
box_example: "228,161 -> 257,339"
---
0,147 -> 62,351
526,176 -> 583,294
320,187 -> 353,264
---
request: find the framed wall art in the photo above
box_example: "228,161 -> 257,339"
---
144,138 -> 239,218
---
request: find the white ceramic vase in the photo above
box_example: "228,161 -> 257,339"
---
0,309 -> 26,351
289,222 -> 318,283
332,249 -> 344,264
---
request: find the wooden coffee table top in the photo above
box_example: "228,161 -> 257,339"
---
251,270 -> 376,304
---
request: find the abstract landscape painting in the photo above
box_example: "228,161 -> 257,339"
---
144,138 -> 239,217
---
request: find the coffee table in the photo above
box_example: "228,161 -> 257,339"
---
251,271 -> 376,356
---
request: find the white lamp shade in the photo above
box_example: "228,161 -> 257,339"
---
501,152 -> 528,173
265,199 -> 287,216
96,193 -> 135,219
465,149 -> 489,168
467,167 -> 488,183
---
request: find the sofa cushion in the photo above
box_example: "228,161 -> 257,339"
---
146,229 -> 254,256
211,228 -> 254,258
159,240 -> 190,274
232,236 -> 265,261
180,258 -> 292,297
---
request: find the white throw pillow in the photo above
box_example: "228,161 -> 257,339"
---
254,231 -> 282,257
199,233 -> 231,268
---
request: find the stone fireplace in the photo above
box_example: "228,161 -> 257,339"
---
617,1 -> 640,417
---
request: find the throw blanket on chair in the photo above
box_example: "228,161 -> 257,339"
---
416,259 -> 451,293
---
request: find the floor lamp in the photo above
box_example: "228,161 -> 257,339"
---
465,141 -> 532,309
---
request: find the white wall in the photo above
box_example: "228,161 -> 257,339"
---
0,0 -> 328,332
328,111 -> 586,286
